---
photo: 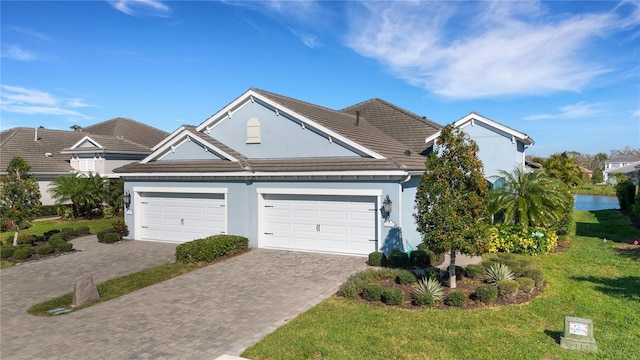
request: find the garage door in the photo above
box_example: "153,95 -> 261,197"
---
140,192 -> 226,243
262,194 -> 377,255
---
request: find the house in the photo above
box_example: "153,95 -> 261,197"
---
114,88 -> 534,255
604,155 -> 640,184
606,160 -> 640,185
0,118 -> 168,205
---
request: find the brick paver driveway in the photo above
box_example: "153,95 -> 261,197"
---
0,236 -> 367,359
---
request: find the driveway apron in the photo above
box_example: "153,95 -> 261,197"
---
0,236 -> 367,359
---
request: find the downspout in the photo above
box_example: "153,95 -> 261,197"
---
399,175 -> 412,253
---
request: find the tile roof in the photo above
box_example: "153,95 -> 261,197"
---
606,155 -> 640,163
81,117 -> 169,148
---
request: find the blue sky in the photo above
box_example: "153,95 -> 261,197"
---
1,0 -> 638,157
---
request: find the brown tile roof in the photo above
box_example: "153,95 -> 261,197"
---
61,134 -> 152,154
81,117 -> 169,148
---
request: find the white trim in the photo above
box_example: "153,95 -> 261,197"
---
69,135 -> 104,150
256,187 -> 382,196
142,129 -> 239,163
119,170 -> 409,178
425,112 -> 534,146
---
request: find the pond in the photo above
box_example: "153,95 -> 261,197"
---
573,194 -> 619,211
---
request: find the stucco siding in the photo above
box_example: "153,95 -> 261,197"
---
159,140 -> 224,161
462,122 -> 524,180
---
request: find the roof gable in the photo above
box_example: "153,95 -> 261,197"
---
141,127 -> 240,164
425,112 -> 534,146
69,136 -> 104,150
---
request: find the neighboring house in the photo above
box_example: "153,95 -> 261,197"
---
114,88 -> 534,256
579,166 -> 593,180
604,155 -> 640,183
606,160 -> 640,185
0,118 -> 168,205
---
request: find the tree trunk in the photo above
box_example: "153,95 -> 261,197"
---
12,225 -> 20,246
448,249 -> 457,288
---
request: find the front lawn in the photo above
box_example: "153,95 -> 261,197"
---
0,217 -> 122,246
242,210 -> 640,360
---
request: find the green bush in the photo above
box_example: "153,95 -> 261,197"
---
37,245 -> 55,255
340,274 -> 366,299
362,285 -> 383,302
61,228 -> 76,238
412,292 -> 435,307
381,288 -> 404,305
523,265 -> 545,287
44,229 -> 61,240
48,237 -> 66,249
516,277 -> 535,294
616,180 -> 637,211
57,206 -> 74,220
423,267 -> 441,280
97,229 -> 114,242
17,234 -> 36,245
102,205 -> 115,218
497,280 -> 519,298
48,233 -> 65,243
103,233 -> 119,244
445,291 -> 466,307
175,235 -> 249,264
387,248 -> 409,268
368,251 -> 384,266
487,224 -> 559,255
396,270 -> 417,285
38,205 -> 61,217
56,242 -> 73,252
76,226 -> 90,235
0,246 -> 16,259
111,220 -> 128,238
475,284 -> 498,305
14,246 -> 34,260
464,264 -> 485,279
409,250 -> 428,267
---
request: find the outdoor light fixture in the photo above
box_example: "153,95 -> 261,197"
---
383,195 -> 392,218
123,190 -> 131,209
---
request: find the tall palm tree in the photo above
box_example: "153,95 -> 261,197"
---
544,152 -> 583,188
49,173 -> 106,218
487,168 -> 572,228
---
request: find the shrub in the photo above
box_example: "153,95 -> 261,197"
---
516,277 -> 535,294
97,229 -> 114,242
103,233 -> 119,244
112,220 -> 128,239
486,263 -> 515,284
453,265 -> 464,281
17,234 -> 36,245
523,265 -> 545,287
475,284 -> 498,305
340,274 -> 367,299
38,205 -> 60,217
409,250 -> 428,267
362,285 -> 383,302
616,180 -> 637,211
57,206 -> 74,220
487,224 -> 558,255
387,248 -> 409,268
412,292 -> 435,307
413,277 -> 443,303
48,233 -> 65,243
423,267 -> 441,280
56,242 -> 73,252
76,226 -> 90,235
44,229 -> 61,240
37,245 -> 55,255
359,268 -> 401,282
445,291 -> 466,307
368,251 -> 384,266
396,270 -> 417,285
13,246 -> 34,260
175,235 -> 249,263
381,288 -> 404,305
464,264 -> 485,279
61,227 -> 76,239
0,246 -> 16,259
48,237 -> 66,249
497,280 -> 519,298
102,205 -> 115,218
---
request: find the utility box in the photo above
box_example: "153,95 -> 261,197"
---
560,316 -> 597,351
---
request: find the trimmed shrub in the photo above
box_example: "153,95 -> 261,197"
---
76,226 -> 90,235
14,246 -> 34,260
497,280 -> 519,298
112,220 -> 128,239
17,234 -> 36,245
56,242 -> 73,252
103,233 -> 119,244
38,205 -> 60,217
523,265 -> 545,287
409,250 -> 428,267
368,251 -> 384,266
175,235 -> 249,263
340,274 -> 367,299
516,277 -> 535,294
464,264 -> 485,279
48,237 -> 66,249
445,291 -> 466,307
387,248 -> 409,268
616,180 -> 637,211
412,292 -> 435,307
0,246 -> 16,259
44,229 -> 61,240
48,233 -> 65,243
362,285 -> 383,302
487,224 -> 558,255
37,245 -> 55,255
475,284 -> 498,305
381,288 -> 404,305
396,270 -> 417,285
61,228 -> 75,239
97,229 -> 113,243
424,267 -> 441,280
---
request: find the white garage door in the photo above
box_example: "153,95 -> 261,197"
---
140,192 -> 226,243
262,194 -> 377,255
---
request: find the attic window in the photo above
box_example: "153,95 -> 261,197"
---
246,117 -> 261,144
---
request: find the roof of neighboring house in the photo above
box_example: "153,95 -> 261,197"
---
80,117 -> 169,148
608,161 -> 640,174
579,166 -> 593,175
606,155 -> 640,163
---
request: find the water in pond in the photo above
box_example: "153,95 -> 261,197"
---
573,194 -> 619,211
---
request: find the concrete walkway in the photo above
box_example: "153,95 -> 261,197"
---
0,236 -> 367,359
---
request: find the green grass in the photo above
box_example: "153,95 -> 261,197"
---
242,210 -> 640,360
0,260 -> 14,268
1,217 -> 122,245
572,183 -> 616,196
28,262 -> 201,316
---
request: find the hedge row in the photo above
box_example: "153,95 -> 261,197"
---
175,235 -> 249,263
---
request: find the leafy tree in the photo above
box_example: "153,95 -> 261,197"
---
49,173 -> 106,218
610,146 -> 640,159
544,152 -> 583,187
0,157 -> 42,245
487,168 -> 573,230
414,125 -> 488,288
591,169 -> 604,184
105,178 -> 124,215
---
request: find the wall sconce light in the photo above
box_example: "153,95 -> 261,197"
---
123,190 -> 131,210
383,195 -> 392,218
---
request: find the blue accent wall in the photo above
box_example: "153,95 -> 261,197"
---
400,176 -> 422,251
160,139 -> 225,161
207,102 -> 362,159
462,122 -> 524,180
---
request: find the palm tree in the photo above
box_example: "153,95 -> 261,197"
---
544,152 -> 583,187
487,168 -> 572,228
49,173 -> 106,218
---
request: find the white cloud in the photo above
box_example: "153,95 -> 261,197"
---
2,45 -> 37,61
108,0 -> 170,16
9,26 -> 50,42
523,102 -> 604,121
289,28 -> 319,48
345,1 -> 637,99
0,85 -> 91,119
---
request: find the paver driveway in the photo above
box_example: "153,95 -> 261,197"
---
0,236 -> 367,359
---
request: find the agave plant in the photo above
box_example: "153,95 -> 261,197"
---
413,277 -> 443,302
486,263 -> 515,284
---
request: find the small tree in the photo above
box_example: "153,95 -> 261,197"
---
544,152 -> 583,188
49,173 -> 106,218
0,157 -> 42,246
414,125 -> 489,288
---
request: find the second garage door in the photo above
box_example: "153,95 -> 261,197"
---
139,192 -> 226,243
262,194 -> 377,255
